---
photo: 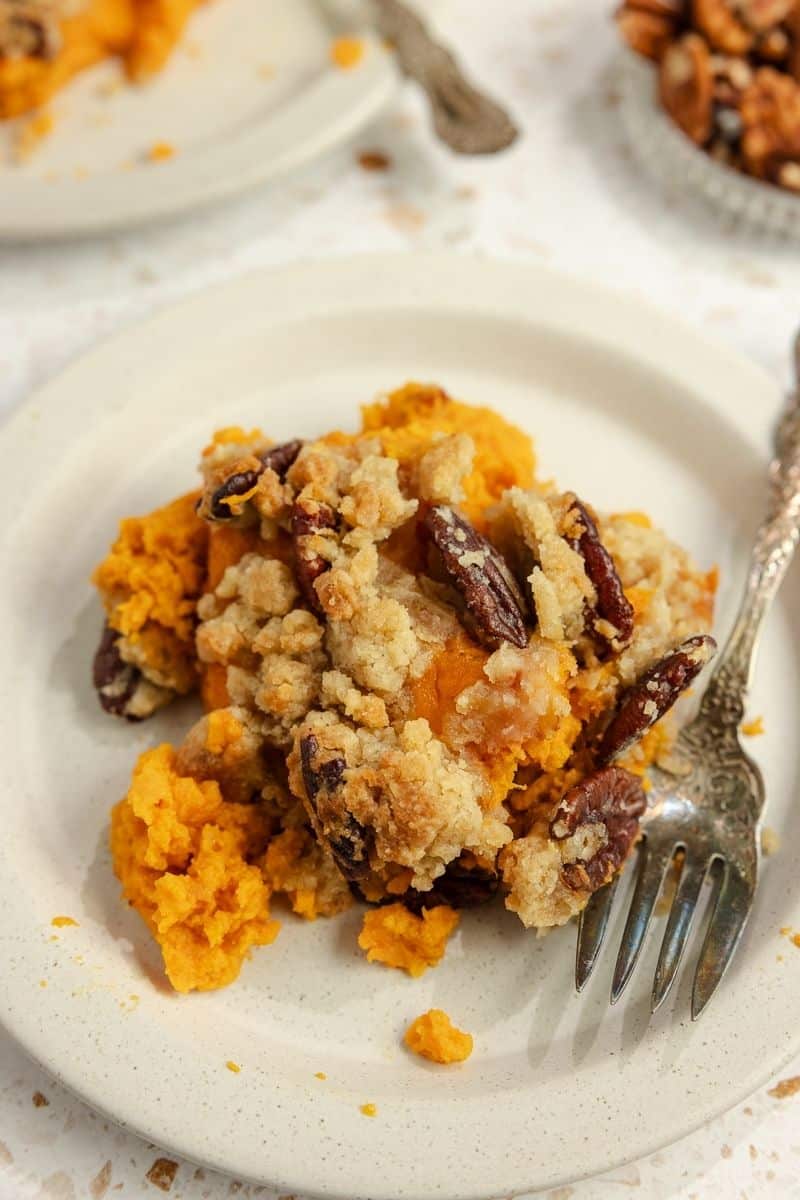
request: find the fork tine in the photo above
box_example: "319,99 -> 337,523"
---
651,854 -> 711,1013
575,876 -> 619,992
692,860 -> 755,1021
611,839 -> 674,1004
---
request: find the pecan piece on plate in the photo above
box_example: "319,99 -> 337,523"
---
402,861 -> 499,913
598,634 -> 717,764
551,766 -> 647,891
92,623 -> 171,722
616,0 -> 688,60
565,496 -> 634,650
291,498 -> 338,616
420,505 -> 528,649
299,733 -> 368,879
660,32 -> 715,143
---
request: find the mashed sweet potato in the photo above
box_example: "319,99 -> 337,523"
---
0,0 -> 206,120
101,381 -> 717,1002
111,743 -> 279,992
93,490 -> 207,695
357,903 -> 460,977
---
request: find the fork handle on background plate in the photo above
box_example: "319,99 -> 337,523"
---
372,0 -> 519,154
698,333 -> 800,730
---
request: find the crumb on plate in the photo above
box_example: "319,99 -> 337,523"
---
741,716 -> 765,737
404,1009 -> 473,1064
147,140 -> 175,162
360,1102 -> 377,1117
331,35 -> 364,69
358,904 -> 459,977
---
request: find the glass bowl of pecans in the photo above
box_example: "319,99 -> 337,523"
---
616,0 -> 800,234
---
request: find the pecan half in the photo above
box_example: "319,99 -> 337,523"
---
291,498 -> 338,616
420,505 -> 528,649
566,496 -> 634,650
206,439 -> 302,521
261,438 -> 303,480
299,733 -> 368,879
209,468 -> 262,520
598,634 -> 717,764
92,623 -> 171,722
660,32 -> 715,144
402,861 -> 499,913
735,0 -> 795,33
616,0 -> 688,60
551,766 -> 647,891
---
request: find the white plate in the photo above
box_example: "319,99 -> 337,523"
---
0,255 -> 797,1200
0,0 -> 418,240
619,50 -> 800,237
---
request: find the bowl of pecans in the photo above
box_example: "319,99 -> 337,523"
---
616,0 -> 800,233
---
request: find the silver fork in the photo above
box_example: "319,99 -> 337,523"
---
576,334 -> 800,1020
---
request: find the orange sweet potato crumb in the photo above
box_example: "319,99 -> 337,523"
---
147,139 -> 175,161
741,716 -> 765,737
330,35 -> 364,69
225,1060 -> 241,1073
51,916 -> 78,928
404,1009 -> 473,1064
110,744 -> 279,992
359,1102 -> 377,1117
358,903 -> 459,977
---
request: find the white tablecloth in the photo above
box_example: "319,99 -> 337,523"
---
2,0 -> 800,1196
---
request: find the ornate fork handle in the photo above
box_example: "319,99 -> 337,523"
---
373,0 -> 519,154
699,341 -> 800,731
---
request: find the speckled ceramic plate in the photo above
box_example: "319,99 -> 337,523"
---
0,255 -> 798,1200
0,0 -> 440,240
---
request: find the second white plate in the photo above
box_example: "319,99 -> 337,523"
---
0,255 -> 798,1200
0,0 -> 411,239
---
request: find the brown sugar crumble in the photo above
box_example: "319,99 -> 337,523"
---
32,1091 -> 49,1108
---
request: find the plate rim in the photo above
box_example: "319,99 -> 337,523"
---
0,28 -> 398,240
0,253 -> 791,1200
